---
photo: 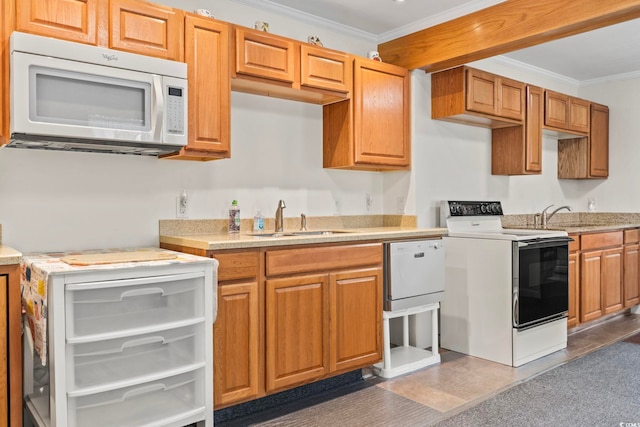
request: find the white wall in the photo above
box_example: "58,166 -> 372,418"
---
396,58 -> 632,229
1,0 -> 637,252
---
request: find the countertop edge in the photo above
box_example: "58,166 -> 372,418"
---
0,246 -> 22,266
160,228 -> 448,251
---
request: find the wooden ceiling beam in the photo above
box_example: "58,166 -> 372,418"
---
377,0 -> 640,72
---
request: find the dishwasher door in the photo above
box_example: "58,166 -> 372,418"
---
384,239 -> 445,311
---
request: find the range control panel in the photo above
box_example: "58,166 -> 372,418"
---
440,201 -> 503,224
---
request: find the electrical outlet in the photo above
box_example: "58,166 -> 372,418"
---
334,199 -> 342,215
365,193 -> 372,212
397,196 -> 406,214
176,189 -> 188,218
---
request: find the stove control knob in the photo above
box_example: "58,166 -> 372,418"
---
490,203 -> 499,213
480,204 -> 487,213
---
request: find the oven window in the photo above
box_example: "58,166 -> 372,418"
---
517,243 -> 569,327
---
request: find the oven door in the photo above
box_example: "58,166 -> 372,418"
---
512,237 -> 571,330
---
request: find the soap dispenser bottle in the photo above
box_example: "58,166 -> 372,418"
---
228,200 -> 240,233
253,210 -> 265,232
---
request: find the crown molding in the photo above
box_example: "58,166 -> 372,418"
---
230,0 -> 378,43
490,56 -> 581,88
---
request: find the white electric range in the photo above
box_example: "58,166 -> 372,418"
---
440,201 -> 570,367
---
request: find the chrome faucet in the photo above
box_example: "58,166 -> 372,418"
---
300,213 -> 307,231
275,200 -> 286,232
541,204 -> 572,227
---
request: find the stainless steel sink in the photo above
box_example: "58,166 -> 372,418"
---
247,230 -> 354,237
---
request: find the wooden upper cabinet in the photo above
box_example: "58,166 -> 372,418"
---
234,27 -> 297,83
544,90 -> 590,135
161,15 -> 231,161
15,0 -> 183,60
466,68 -> 524,121
109,0 -> 183,60
491,85 -> 543,175
323,57 -> 410,171
558,102 -> 609,179
300,45 -> 352,94
16,0 -> 100,45
231,26 -> 350,104
589,103 -> 609,178
432,66 -> 525,128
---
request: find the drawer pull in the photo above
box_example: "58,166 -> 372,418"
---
120,287 -> 165,300
121,336 -> 166,350
123,383 -> 167,400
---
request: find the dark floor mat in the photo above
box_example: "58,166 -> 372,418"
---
624,332 -> 640,344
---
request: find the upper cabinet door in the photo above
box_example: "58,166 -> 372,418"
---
589,103 -> 609,178
234,27 -> 297,83
300,45 -> 352,94
16,0 -> 100,45
544,90 -> 590,135
465,68 -> 524,121
497,76 -> 525,121
109,0 -> 184,60
353,58 -> 411,168
465,68 -> 497,116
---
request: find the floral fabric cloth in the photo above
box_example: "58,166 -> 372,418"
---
21,248 -> 214,365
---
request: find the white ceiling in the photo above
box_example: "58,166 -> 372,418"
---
238,0 -> 640,84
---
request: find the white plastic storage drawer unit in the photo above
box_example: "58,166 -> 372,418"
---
22,250 -> 218,427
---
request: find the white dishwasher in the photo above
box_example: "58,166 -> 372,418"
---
374,239 -> 445,378
22,249 -> 217,427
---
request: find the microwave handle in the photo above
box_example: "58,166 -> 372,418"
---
152,75 -> 164,142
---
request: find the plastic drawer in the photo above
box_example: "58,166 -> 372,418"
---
68,323 -> 204,391
65,273 -> 205,340
68,368 -> 205,427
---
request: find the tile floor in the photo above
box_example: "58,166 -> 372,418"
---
223,312 -> 640,426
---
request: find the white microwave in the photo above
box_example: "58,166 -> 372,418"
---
9,32 -> 188,156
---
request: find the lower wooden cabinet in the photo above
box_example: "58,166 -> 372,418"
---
578,231 -> 626,324
623,229 -> 640,307
601,247 -> 623,314
209,243 -> 383,408
0,264 -> 21,427
214,281 -> 260,407
567,250 -> 580,328
330,268 -> 382,372
266,274 -> 330,393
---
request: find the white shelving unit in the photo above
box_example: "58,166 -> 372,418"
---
23,253 -> 217,427
373,303 -> 441,379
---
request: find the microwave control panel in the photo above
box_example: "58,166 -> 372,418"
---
166,86 -> 185,135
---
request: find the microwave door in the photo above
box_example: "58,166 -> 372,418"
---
11,52 -> 158,143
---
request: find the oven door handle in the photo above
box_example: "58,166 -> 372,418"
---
513,288 -> 519,327
518,237 -> 574,248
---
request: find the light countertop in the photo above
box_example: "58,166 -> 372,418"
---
0,224 -> 22,265
502,212 -> 640,234
160,226 -> 448,251
0,246 -> 22,265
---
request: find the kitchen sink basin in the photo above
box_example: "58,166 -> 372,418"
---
247,230 -> 354,237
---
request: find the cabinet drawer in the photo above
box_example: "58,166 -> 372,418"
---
214,251 -> 259,282
66,272 -> 205,340
580,231 -> 623,251
69,323 -> 204,391
300,45 -> 351,93
624,229 -> 640,244
234,27 -> 297,83
69,368 -> 205,427
266,243 -> 382,276
568,234 -> 580,252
